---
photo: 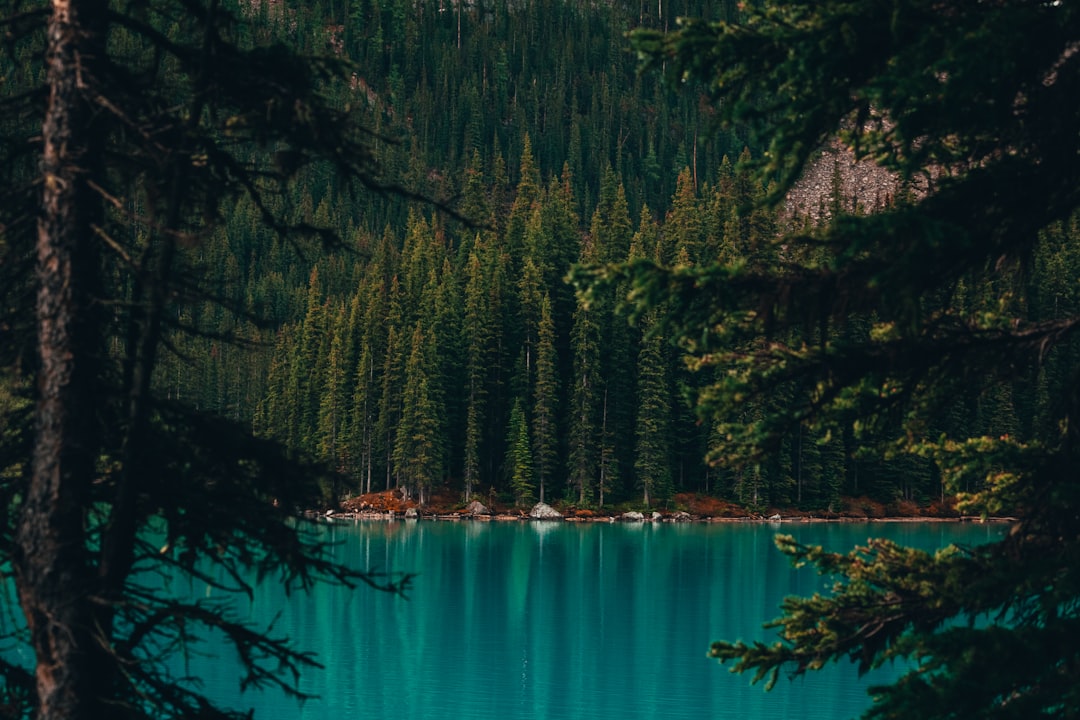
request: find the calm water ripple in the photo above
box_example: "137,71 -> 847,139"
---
178,520 -> 1004,720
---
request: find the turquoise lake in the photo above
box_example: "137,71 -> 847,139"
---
177,520 -> 1004,720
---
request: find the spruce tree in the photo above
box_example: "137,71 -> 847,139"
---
376,276 -> 406,491
634,310 -> 673,507
394,323 -> 442,505
615,2 -> 1080,717
294,267 -> 328,454
317,307 -> 349,477
505,399 -> 535,508
591,171 -> 636,501
350,337 -> 378,494
505,133 -> 542,266
532,294 -> 559,505
0,1 -> 411,718
568,272 -> 601,506
462,250 -> 491,502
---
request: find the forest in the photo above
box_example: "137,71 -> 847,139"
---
150,0 -> 758,511
4,0 -> 1080,719
3,0 -> 1078,516
132,0 -> 1079,512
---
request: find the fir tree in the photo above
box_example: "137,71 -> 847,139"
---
634,310 -> 673,507
505,399 -> 535,508
532,294 -> 559,505
0,2 -> 411,718
568,277 -> 600,506
461,246 -> 497,501
376,276 -> 406,491
317,306 -> 349,477
394,323 -> 442,505
621,2 -> 1080,717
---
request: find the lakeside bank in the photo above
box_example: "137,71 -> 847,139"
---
313,489 -> 1016,525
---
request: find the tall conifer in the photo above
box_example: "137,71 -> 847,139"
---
506,399 -> 535,508
532,294 -> 559,504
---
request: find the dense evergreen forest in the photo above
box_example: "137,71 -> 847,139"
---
3,0 -> 1068,513
4,0 -> 1078,717
138,0 -> 1080,512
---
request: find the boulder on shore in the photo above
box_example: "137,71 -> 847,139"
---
651,512 -> 662,522
620,511 -> 646,522
672,511 -> 693,523
464,500 -> 490,516
404,507 -> 419,519
529,502 -> 563,520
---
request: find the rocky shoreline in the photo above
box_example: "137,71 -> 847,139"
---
312,493 -> 1015,525
310,511 -> 1010,524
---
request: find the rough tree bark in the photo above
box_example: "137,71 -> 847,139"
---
12,1 -> 109,719
3,2 -> 417,717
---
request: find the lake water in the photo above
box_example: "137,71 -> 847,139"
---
171,519 -> 1005,720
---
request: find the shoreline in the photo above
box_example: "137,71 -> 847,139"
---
320,490 -> 1018,525
311,509 -> 1017,524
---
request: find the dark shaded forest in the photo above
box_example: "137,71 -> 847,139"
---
5,0 -> 1079,718
5,0 -> 1076,513
139,0 -> 1080,512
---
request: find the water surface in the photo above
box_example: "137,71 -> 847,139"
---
184,520 -> 1003,720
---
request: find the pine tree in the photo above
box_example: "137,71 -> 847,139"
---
350,336 -> 378,494
376,276 -> 406,491
431,257 -> 464,483
532,293 -> 559,505
0,2 -> 411,718
394,323 -> 442,505
505,399 -> 535,508
461,238 -> 508,502
568,279 -> 600,506
295,268 -> 329,455
505,133 -> 542,265
664,167 -> 703,264
634,310 -> 672,507
625,2 -> 1080,717
515,254 -> 545,398
459,148 -> 493,232
582,169 -> 635,502
317,307 -> 349,478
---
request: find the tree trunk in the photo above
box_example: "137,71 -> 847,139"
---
13,1 -> 109,719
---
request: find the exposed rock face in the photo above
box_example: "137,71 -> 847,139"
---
672,511 -> 693,523
783,139 -> 927,225
465,500 -> 490,516
620,511 -> 646,522
529,502 -> 563,520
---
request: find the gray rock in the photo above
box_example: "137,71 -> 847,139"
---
529,502 -> 563,520
464,500 -> 490,516
767,513 -> 782,522
651,512 -> 662,522
404,507 -> 419,518
672,511 -> 693,523
620,511 -> 646,522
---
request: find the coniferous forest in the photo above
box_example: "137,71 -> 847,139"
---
107,0 -> 1076,512
5,0 -> 1080,719
149,0 -> 758,511
3,0 -> 1078,516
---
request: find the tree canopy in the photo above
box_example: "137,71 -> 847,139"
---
5,0 -> 1079,713
581,0 -> 1080,717
0,1 -> 409,718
